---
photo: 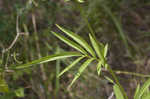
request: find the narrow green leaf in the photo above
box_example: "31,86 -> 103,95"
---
58,56 -> 85,77
68,58 -> 94,88
55,46 -> 60,96
96,61 -> 102,76
51,31 -> 87,55
89,34 -> 102,59
104,63 -> 108,70
56,24 -> 96,57
134,84 -> 140,99
11,52 -> 82,69
89,34 -> 107,68
113,84 -> 125,99
104,43 -> 108,57
99,42 -> 106,59
138,78 -> 150,99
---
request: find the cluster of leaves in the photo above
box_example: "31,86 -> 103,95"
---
51,25 -> 108,87
13,24 -> 150,98
8,24 -> 108,88
1,23 -> 150,98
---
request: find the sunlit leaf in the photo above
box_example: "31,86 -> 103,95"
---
68,58 -> 94,88
89,34 -> 102,59
11,52 -> 82,69
104,43 -> 108,57
56,24 -> 96,57
134,84 -> 140,99
113,84 -> 125,99
51,31 -> 87,55
58,56 -> 85,77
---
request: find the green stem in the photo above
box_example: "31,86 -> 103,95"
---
114,70 -> 150,78
55,46 -> 60,97
107,65 -> 128,99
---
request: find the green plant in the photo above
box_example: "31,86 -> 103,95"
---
1,23 -> 150,98
0,0 -> 150,98
6,24 -> 127,98
11,24 -> 109,87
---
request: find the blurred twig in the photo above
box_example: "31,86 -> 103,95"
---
32,13 -> 49,99
32,13 -> 47,81
2,15 -> 28,53
101,68 -> 150,78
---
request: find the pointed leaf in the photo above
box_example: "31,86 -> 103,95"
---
51,31 -> 87,55
98,42 -> 106,64
68,58 -> 94,88
58,56 -> 85,77
89,34 -> 108,69
11,52 -> 82,69
89,34 -> 102,59
96,61 -> 102,76
113,84 -> 125,99
56,24 -> 96,57
134,84 -> 140,99
104,43 -> 108,57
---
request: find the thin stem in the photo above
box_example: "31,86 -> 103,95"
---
55,46 -> 60,98
114,70 -> 150,78
107,65 -> 128,99
32,13 -> 47,81
2,15 -> 28,53
101,68 -> 150,78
